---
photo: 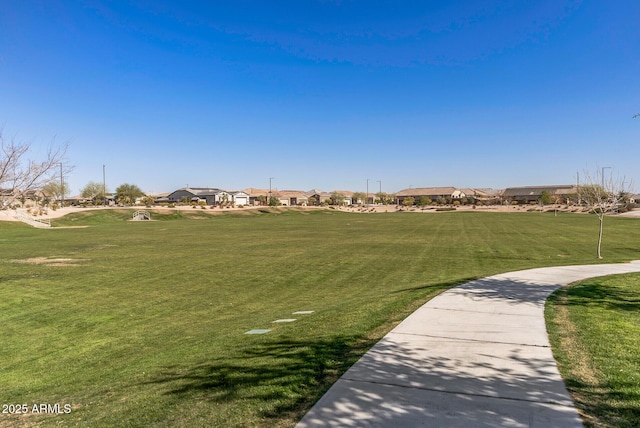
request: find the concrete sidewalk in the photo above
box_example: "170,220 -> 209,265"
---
297,261 -> 640,427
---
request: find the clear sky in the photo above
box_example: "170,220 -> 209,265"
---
1,1 -> 638,195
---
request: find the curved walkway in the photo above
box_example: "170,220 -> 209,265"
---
298,261 -> 640,427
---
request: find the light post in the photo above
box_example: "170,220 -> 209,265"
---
60,163 -> 64,207
269,177 -> 274,206
366,178 -> 369,206
103,164 -> 106,207
377,180 -> 381,204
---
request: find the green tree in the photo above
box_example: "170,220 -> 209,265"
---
417,196 -> 432,209
116,183 -> 144,205
351,192 -> 366,205
141,196 -> 155,207
538,190 -> 552,206
81,181 -> 108,205
376,192 -> 394,205
330,192 -> 346,206
268,196 -> 279,206
402,197 -> 415,207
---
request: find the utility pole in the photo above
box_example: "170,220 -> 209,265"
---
103,164 -> 106,207
269,177 -> 274,205
366,178 -> 369,207
60,163 -> 64,207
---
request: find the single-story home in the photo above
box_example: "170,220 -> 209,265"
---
500,185 -> 578,204
242,188 -> 270,205
163,187 -> 224,205
274,190 -> 309,206
396,187 -> 459,205
229,191 -> 250,206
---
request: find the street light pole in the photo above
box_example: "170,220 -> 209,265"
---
601,166 -> 611,189
269,177 -> 274,205
103,164 -> 106,207
60,162 -> 64,207
366,178 -> 369,206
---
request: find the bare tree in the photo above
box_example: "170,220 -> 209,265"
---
1,129 -> 69,207
578,168 -> 632,259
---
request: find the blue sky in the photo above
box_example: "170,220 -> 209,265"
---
1,0 -> 638,195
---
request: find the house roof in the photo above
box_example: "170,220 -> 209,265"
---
277,190 -> 308,198
458,188 -> 495,198
501,185 -> 577,198
188,187 -> 224,196
331,190 -> 355,197
396,187 -> 458,197
242,188 -> 270,197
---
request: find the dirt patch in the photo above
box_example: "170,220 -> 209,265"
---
10,257 -> 86,267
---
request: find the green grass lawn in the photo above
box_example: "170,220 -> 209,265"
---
546,272 -> 640,428
1,209 -> 639,427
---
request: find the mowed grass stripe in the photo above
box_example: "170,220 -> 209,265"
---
0,209 -> 638,426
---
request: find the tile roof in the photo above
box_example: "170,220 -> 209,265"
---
396,187 -> 458,197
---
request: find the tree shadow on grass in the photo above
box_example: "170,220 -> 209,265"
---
564,377 -> 640,428
141,274 -> 586,426
392,277 -> 478,294
562,282 -> 640,313
142,335 -> 378,422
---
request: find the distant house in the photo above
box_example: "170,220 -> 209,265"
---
273,190 -> 308,206
164,187 -> 224,205
630,194 -> 640,204
242,188 -> 270,205
229,191 -> 250,206
500,185 -> 578,204
304,189 -> 324,206
330,190 -> 354,205
396,187 -> 458,205
0,188 -> 16,206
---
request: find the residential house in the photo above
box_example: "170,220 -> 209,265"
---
229,191 -> 250,206
500,185 -> 578,204
396,187 -> 458,205
164,187 -> 224,205
242,188 -> 270,206
330,190 -> 354,205
274,190 -> 308,206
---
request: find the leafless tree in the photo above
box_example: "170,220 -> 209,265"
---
578,168 -> 632,259
0,129 -> 70,208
